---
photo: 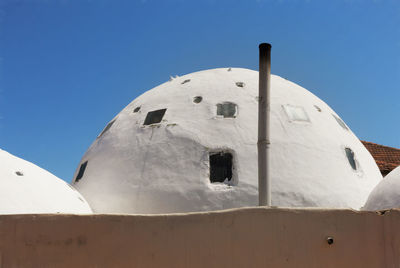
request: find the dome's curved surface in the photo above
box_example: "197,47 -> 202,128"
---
73,68 -> 382,213
0,149 -> 92,214
363,166 -> 400,210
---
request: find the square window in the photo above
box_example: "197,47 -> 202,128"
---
217,102 -> 237,118
144,109 -> 167,125
283,105 -> 310,122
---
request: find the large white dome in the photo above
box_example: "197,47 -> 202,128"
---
0,149 -> 92,214
73,68 -> 382,213
363,166 -> 400,210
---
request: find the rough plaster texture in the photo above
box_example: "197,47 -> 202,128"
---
364,166 -> 400,210
73,68 -> 382,213
0,149 -> 92,214
0,207 -> 399,268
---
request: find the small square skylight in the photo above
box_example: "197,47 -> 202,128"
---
283,105 -> 310,122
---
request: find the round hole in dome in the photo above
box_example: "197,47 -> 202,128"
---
133,106 -> 141,113
15,171 -> 24,176
193,96 -> 203,104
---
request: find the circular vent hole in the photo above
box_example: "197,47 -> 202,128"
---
193,96 -> 203,104
133,106 -> 141,113
314,105 -> 322,112
15,171 -> 24,176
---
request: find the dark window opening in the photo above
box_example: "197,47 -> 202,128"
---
193,96 -> 203,103
314,105 -> 322,112
144,109 -> 167,125
235,82 -> 245,87
217,102 -> 237,118
75,161 -> 88,182
210,152 -> 233,183
181,79 -> 191,84
345,148 -> 357,170
15,171 -> 24,176
133,106 -> 141,113
98,119 -> 116,138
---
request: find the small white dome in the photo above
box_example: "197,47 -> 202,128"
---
0,149 -> 92,214
363,166 -> 400,210
73,68 -> 382,214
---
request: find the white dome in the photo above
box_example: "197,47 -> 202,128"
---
363,166 -> 400,210
73,68 -> 382,214
0,149 -> 92,214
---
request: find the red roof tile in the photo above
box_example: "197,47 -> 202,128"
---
361,140 -> 400,176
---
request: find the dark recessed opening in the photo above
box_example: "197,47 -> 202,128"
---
75,161 -> 88,183
209,152 -> 233,183
181,79 -> 191,84
235,82 -> 245,87
193,96 -> 202,103
15,171 -> 24,176
144,109 -> 167,125
217,102 -> 237,118
98,119 -> 116,138
345,148 -> 357,170
133,106 -> 141,113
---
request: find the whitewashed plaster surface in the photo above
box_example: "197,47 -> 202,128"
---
73,68 -> 382,214
0,149 -> 92,214
363,166 -> 400,210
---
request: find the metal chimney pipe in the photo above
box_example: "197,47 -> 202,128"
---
258,43 -> 272,206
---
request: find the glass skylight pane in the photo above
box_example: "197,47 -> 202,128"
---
283,105 -> 310,122
333,114 -> 349,130
217,102 -> 237,118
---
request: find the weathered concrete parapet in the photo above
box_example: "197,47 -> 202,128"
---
0,207 -> 398,267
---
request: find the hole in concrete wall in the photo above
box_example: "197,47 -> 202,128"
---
345,148 -> 357,170
181,79 -> 191,84
133,106 -> 141,113
209,152 -> 233,183
193,96 -> 202,103
144,109 -> 167,125
98,119 -> 116,138
216,102 -> 237,118
235,82 -> 245,87
333,114 -> 348,130
75,161 -> 88,183
314,105 -> 322,112
15,171 -> 24,176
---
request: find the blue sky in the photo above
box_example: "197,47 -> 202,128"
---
1,0 -> 399,182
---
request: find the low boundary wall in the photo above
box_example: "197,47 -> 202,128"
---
0,207 -> 398,267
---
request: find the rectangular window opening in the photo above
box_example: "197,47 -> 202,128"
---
209,152 -> 233,183
217,102 -> 237,118
333,114 -> 349,130
75,161 -> 88,183
283,105 -> 310,122
144,109 -> 167,125
98,119 -> 116,138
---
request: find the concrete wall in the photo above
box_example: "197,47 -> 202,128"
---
0,207 -> 398,268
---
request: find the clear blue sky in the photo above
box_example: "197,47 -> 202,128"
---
1,0 -> 399,182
